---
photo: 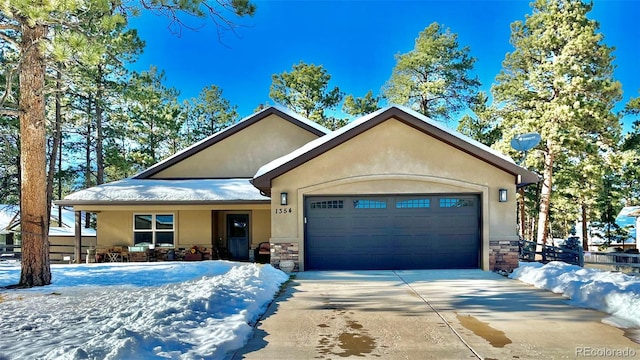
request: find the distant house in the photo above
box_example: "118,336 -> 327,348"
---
0,204 -> 96,262
615,206 -> 639,247
59,106 -> 538,271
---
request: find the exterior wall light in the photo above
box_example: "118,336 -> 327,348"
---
280,192 -> 288,206
498,189 -> 508,203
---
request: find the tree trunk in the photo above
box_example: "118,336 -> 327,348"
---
96,66 -> 104,186
581,202 -> 589,250
536,142 -> 554,245
47,69 -> 63,225
85,96 -> 93,228
18,20 -> 51,287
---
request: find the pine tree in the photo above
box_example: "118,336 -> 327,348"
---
456,92 -> 502,146
269,61 -> 344,129
127,66 -> 182,170
181,85 -> 238,145
492,0 -> 622,245
0,0 -> 255,287
382,22 -> 480,122
342,90 -> 380,117
620,95 -> 640,204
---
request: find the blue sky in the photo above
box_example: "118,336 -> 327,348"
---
128,0 -> 640,131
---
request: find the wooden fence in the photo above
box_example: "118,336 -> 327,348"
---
583,251 -> 640,272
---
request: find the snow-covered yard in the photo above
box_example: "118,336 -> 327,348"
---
1,260 -> 639,359
510,261 -> 640,329
0,261 -> 288,360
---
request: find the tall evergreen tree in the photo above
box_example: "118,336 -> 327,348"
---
456,92 -> 502,146
269,61 -> 344,129
0,26 -> 20,204
126,66 -> 182,170
0,0 -> 255,287
382,22 -> 480,122
181,85 -> 238,145
620,95 -> 640,205
342,90 -> 380,117
492,0 -> 622,245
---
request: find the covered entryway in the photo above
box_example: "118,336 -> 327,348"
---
304,194 -> 480,270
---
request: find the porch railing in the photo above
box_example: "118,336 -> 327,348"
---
1,244 -> 93,263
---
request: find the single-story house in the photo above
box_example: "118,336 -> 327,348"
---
58,105 -> 539,271
1,204 -> 96,262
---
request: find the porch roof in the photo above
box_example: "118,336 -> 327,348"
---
57,178 -> 270,206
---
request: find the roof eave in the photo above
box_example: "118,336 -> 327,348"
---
251,106 -> 542,190
55,199 -> 271,207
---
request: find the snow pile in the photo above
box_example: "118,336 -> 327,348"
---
510,261 -> 640,328
0,261 -> 288,360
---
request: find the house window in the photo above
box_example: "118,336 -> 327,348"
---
396,198 -> 430,208
353,199 -> 387,209
134,214 -> 174,247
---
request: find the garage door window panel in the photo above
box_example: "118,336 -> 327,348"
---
310,200 -> 344,209
353,199 -> 387,209
396,198 -> 430,208
439,198 -> 474,208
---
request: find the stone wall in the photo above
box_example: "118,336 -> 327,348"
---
489,240 -> 519,272
270,242 -> 299,272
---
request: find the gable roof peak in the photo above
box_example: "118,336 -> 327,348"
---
253,105 -> 540,194
133,106 -> 330,179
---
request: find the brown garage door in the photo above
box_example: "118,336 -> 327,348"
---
304,194 -> 480,270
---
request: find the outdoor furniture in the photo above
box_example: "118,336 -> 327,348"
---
254,242 -> 271,264
106,252 -> 120,262
184,252 -> 203,261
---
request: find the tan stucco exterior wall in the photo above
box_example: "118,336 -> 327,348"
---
177,210 -> 211,248
269,118 -> 518,271
97,211 -> 133,247
150,114 -> 320,179
251,209 -> 271,248
94,205 -> 271,253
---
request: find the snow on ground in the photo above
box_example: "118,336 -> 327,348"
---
2,260 -> 638,359
510,261 -> 640,329
0,261 -> 288,360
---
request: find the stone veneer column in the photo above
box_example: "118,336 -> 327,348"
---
270,242 -> 299,271
489,240 -> 519,272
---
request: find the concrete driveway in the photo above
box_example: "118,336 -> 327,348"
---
232,270 -> 640,359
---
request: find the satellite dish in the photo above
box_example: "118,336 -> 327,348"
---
510,132 -> 541,152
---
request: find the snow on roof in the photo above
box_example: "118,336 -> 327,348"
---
60,178 -> 269,204
254,105 -> 517,179
267,105 -> 331,134
0,204 -> 95,236
0,205 -> 18,234
134,106 -> 329,179
618,206 -> 640,219
49,226 -> 96,237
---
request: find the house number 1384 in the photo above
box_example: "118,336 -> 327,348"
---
275,208 -> 292,214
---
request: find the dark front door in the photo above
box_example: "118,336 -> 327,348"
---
227,214 -> 249,260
